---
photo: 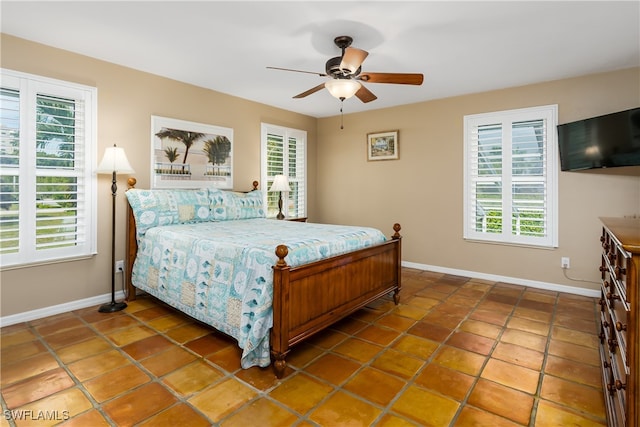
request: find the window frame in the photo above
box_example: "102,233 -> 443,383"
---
260,123 -> 307,219
463,104 -> 558,248
0,68 -> 98,269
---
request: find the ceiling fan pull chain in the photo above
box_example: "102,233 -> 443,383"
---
340,98 -> 344,129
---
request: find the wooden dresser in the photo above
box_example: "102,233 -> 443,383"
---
599,217 -> 640,427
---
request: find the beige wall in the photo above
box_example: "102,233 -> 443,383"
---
1,33 -> 639,319
316,68 -> 640,292
0,34 -> 317,317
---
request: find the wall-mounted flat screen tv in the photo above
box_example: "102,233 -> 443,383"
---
557,107 -> 640,171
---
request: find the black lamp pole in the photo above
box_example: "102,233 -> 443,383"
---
276,191 -> 285,220
98,170 -> 127,313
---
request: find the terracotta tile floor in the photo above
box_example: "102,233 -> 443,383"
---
1,269 -> 607,426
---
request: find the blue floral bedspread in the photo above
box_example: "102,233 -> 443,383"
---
131,218 -> 387,368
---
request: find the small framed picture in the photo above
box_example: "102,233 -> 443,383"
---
367,130 -> 399,161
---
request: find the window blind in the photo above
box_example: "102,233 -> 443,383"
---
0,88 -> 20,254
266,132 -> 284,218
287,135 -> 305,218
0,69 -> 97,267
464,105 -> 558,248
261,124 -> 307,219
35,94 -> 86,250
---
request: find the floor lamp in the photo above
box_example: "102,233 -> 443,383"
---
96,144 -> 135,313
269,175 -> 290,220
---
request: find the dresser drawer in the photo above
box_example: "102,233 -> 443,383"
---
611,354 -> 628,395
601,261 -> 616,299
611,388 -> 627,427
616,252 -> 630,300
603,229 -> 632,301
599,297 -> 609,345
600,290 -> 628,372
604,311 -> 615,353
600,344 -> 627,427
610,285 -> 630,366
602,345 -> 628,427
599,304 -> 610,346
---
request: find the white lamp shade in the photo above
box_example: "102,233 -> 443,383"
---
325,79 -> 361,100
97,145 -> 135,174
269,174 -> 290,192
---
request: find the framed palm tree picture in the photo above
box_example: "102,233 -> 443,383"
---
151,116 -> 233,189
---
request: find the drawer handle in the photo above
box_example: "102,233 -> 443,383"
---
607,292 -> 620,301
608,338 -> 618,353
607,383 -> 617,395
615,379 -> 626,391
608,251 -> 616,261
603,320 -> 610,328
615,266 -> 626,276
603,360 -> 610,368
603,280 -> 611,289
616,321 -> 627,332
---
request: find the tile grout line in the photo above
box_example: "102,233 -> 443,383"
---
119,306 -> 262,425
527,289 -> 560,427
47,305 -> 233,425
0,270 -> 606,426
446,278 -> 524,426
16,313 -> 116,425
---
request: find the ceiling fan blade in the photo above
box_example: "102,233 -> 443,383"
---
355,85 -> 377,103
267,66 -> 327,77
358,72 -> 424,85
293,83 -> 326,99
340,47 -> 369,74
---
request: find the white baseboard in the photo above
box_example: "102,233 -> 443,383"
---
402,261 -> 600,298
0,291 -> 125,328
1,262 -> 600,328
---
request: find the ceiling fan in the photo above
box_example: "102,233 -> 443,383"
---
267,35 -> 424,104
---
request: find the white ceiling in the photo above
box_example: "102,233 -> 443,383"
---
2,1 -> 639,118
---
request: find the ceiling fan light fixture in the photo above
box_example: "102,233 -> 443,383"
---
325,79 -> 361,100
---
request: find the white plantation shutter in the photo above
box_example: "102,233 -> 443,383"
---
265,131 -> 285,217
286,133 -> 306,218
0,69 -> 97,267
464,105 -> 558,248
261,124 -> 306,219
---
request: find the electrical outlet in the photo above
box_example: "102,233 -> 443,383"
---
561,257 -> 570,269
115,260 -> 124,273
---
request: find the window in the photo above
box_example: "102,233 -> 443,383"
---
261,123 -> 306,219
463,105 -> 558,248
0,69 -> 97,268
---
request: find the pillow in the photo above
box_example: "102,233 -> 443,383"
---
208,188 -> 235,221
232,190 -> 266,220
209,188 -> 265,221
126,188 -> 211,235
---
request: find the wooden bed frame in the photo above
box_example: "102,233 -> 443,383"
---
124,178 -> 402,378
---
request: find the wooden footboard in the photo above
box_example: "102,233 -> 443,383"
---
124,178 -> 402,378
270,224 -> 402,377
